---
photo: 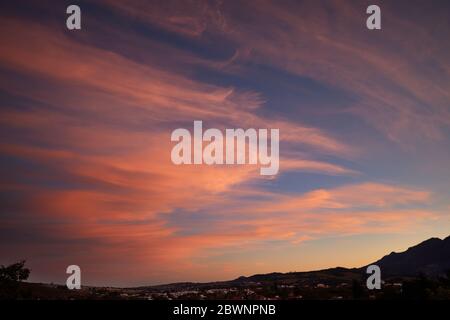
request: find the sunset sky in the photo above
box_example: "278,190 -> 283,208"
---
1,0 -> 449,287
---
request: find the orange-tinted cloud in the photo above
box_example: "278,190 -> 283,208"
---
0,1 -> 449,286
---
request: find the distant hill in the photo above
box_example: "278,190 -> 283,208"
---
145,235 -> 450,291
369,236 -> 450,277
142,236 -> 450,292
5,235 -> 450,300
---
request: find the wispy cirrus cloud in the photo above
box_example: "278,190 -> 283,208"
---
0,1 -> 449,286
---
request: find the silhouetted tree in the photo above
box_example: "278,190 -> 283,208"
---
0,260 -> 30,282
0,260 -> 31,299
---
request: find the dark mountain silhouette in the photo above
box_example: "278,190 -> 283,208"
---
144,267 -> 364,292
145,235 -> 450,291
231,235 -> 450,281
4,235 -> 450,300
368,236 -> 450,277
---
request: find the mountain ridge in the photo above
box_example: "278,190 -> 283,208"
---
142,235 -> 450,290
369,235 -> 450,277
